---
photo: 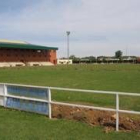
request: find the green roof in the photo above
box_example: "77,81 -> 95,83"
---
0,42 -> 58,50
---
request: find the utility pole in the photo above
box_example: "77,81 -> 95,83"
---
66,31 -> 70,59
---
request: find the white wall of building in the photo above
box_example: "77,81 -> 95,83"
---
57,59 -> 73,65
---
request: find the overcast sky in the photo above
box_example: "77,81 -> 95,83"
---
0,0 -> 140,57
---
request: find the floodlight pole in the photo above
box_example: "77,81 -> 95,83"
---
66,31 -> 70,59
126,46 -> 128,56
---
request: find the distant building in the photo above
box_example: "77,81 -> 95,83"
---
0,39 -> 58,67
57,59 -> 73,64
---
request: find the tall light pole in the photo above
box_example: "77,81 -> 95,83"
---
126,46 -> 128,56
66,31 -> 70,59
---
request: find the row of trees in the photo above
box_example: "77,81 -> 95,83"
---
66,50 -> 138,64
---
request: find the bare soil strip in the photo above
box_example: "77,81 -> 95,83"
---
52,105 -> 140,132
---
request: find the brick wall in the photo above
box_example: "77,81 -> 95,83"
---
0,48 -> 57,64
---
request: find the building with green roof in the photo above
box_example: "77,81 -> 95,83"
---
0,40 -> 58,66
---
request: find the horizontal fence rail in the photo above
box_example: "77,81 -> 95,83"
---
0,83 -> 140,131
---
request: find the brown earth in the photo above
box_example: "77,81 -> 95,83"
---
52,104 -> 140,132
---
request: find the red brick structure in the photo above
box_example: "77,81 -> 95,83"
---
0,40 -> 58,65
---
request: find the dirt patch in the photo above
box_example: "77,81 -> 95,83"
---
52,104 -> 140,132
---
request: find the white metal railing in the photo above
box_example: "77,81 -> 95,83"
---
0,83 -> 140,131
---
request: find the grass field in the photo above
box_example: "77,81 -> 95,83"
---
0,64 -> 140,139
0,106 -> 140,140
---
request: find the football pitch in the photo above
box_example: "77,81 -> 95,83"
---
0,64 -> 140,139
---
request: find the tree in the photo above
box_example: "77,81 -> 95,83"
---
69,55 -> 76,60
85,56 -> 96,63
69,55 -> 80,63
115,50 -> 123,58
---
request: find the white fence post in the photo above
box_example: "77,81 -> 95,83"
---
116,94 -> 119,131
48,88 -> 52,119
3,84 -> 7,107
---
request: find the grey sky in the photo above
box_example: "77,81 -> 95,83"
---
0,0 -> 140,57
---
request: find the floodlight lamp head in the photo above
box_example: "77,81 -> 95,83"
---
66,31 -> 70,35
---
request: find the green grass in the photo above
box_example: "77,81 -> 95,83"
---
0,106 -> 140,140
0,64 -> 140,139
0,64 -> 140,110
0,64 -> 140,92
